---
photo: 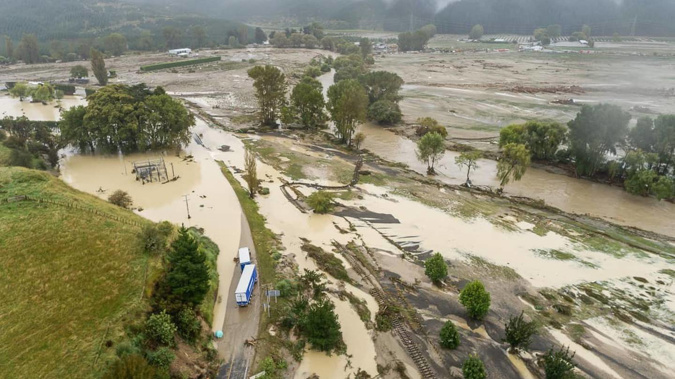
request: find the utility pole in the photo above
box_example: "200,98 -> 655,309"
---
171,163 -> 175,179
183,194 -> 191,219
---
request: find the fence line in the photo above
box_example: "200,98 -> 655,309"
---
0,195 -> 143,227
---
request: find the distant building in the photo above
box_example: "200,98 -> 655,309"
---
168,48 -> 192,57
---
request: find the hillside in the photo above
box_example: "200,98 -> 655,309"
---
0,167 -> 153,378
0,0 -> 248,51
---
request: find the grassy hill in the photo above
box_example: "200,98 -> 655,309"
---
0,167 -> 154,378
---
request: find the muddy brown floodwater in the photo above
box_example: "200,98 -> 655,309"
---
0,95 -> 86,121
355,121 -> 675,237
60,119 -> 244,338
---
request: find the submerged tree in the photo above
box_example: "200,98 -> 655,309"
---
286,77 -> 327,129
9,82 -> 29,101
439,321 -> 460,349
455,150 -> 483,186
327,79 -> 368,146
244,148 -> 258,198
497,143 -> 531,188
90,49 -> 108,85
301,300 -> 343,353
416,132 -> 445,175
248,65 -> 287,126
503,311 -> 538,352
542,346 -> 576,379
463,354 -> 487,379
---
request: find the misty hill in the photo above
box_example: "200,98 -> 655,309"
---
129,0 -> 675,37
0,0 -> 247,47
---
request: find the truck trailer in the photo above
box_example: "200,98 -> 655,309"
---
238,247 -> 251,271
235,264 -> 257,306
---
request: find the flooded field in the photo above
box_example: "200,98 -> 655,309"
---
0,94 -> 86,121
59,119 -> 244,334
357,122 -> 675,237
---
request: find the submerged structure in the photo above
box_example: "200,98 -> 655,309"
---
132,158 -> 168,183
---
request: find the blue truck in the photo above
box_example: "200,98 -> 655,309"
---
238,247 -> 251,271
235,264 -> 257,306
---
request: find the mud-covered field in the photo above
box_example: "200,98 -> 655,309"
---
2,39 -> 674,379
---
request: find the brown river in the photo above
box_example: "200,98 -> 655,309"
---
317,71 -> 675,237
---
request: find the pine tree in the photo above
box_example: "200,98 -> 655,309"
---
91,49 -> 108,86
165,227 -> 210,308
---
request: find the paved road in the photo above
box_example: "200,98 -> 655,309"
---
216,213 -> 262,379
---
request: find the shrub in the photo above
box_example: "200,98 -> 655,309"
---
175,308 -> 201,343
276,279 -> 298,297
353,132 -> 366,151
103,354 -> 156,379
0,130 -> 6,142
145,311 -> 177,346
115,341 -> 141,358
459,280 -> 491,320
439,321 -> 460,349
304,66 -> 322,78
415,117 -> 448,138
375,311 -> 393,332
139,222 -> 172,254
503,311 -> 537,351
306,190 -> 335,214
367,100 -> 402,125
108,190 -> 133,209
8,149 -> 33,168
463,354 -> 487,379
140,56 -> 221,72
424,252 -> 447,284
543,346 -> 576,379
145,347 -> 175,369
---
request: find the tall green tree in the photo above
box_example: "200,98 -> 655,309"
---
497,143 -> 531,188
17,34 -> 39,64
164,228 -> 210,308
327,79 -> 368,146
9,82 -> 29,101
455,150 -> 483,185
416,132 -> 445,175
499,121 -> 566,161
358,71 -> 404,104
104,33 -> 127,56
286,77 -> 327,129
90,49 -> 108,86
359,37 -> 372,59
301,300 -> 343,353
142,94 -> 194,150
247,65 -> 287,126
254,27 -> 267,44
567,104 -> 630,177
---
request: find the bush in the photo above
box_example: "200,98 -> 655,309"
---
145,311 -> 177,346
0,130 -> 6,142
140,56 -> 221,72
54,84 -> 76,95
115,341 -> 141,358
375,311 -> 393,331
503,311 -> 537,351
304,66 -> 322,78
103,354 -> 156,379
463,354 -> 487,379
439,321 -> 460,349
424,253 -> 447,284
415,117 -> 448,138
145,347 -> 175,369
367,100 -> 402,125
306,190 -> 335,214
8,149 -> 33,168
175,308 -> 201,343
276,279 -> 297,297
459,280 -> 491,320
139,222 -> 172,254
108,190 -> 133,209
543,346 -> 576,379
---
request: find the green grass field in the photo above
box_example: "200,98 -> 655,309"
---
0,167 -> 153,378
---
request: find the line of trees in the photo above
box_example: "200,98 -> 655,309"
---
248,53 -> 404,148
0,116 -> 59,169
59,84 -> 195,154
499,104 -> 675,200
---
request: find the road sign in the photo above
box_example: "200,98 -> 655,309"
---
266,290 -> 280,297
